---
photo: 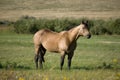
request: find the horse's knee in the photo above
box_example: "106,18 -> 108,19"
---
34,54 -> 39,69
60,56 -> 65,65
42,56 -> 45,62
34,54 -> 38,62
67,53 -> 74,70
60,54 -> 66,70
68,52 -> 74,59
38,54 -> 43,69
41,52 -> 45,62
39,46 -> 46,62
68,58 -> 71,70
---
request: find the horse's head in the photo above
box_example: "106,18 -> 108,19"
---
78,21 -> 91,39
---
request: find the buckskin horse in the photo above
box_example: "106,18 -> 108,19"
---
33,21 -> 91,70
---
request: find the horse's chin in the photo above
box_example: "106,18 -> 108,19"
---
87,34 -> 91,39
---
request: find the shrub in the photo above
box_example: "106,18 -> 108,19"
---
0,62 -> 3,69
90,19 -> 107,35
14,16 -> 36,34
106,18 -> 120,34
13,16 -> 120,35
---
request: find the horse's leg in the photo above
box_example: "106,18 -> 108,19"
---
68,52 -> 74,70
60,51 -> 66,70
40,45 -> 46,62
34,54 -> 38,69
42,50 -> 46,62
38,45 -> 46,69
39,47 -> 43,69
39,54 -> 43,69
34,45 -> 39,69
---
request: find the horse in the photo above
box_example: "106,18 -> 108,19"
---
33,21 -> 91,70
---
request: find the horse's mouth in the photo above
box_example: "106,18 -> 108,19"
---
87,34 -> 91,39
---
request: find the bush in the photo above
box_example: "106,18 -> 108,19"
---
14,16 -> 37,34
90,20 -> 107,35
14,16 -> 120,35
0,62 -> 3,69
106,18 -> 120,34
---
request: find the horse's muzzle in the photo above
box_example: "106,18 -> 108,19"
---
87,34 -> 91,39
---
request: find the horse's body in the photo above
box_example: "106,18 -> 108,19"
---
33,21 -> 91,70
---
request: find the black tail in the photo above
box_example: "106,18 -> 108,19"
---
39,45 -> 46,62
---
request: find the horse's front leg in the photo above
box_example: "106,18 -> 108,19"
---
68,52 -> 74,70
60,52 -> 66,70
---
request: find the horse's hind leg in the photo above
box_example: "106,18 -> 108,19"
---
39,53 -> 43,69
40,45 -> 46,62
38,45 -> 46,69
34,45 -> 39,69
34,54 -> 39,69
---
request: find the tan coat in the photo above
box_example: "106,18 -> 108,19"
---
33,22 -> 91,69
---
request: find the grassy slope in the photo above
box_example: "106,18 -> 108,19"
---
0,33 -> 120,80
0,0 -> 120,11
0,0 -> 120,20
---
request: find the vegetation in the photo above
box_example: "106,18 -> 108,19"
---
0,0 -> 120,11
13,16 -> 120,35
0,33 -> 120,80
0,0 -> 120,80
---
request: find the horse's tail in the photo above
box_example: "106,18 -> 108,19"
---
39,45 -> 46,62
34,30 -> 46,62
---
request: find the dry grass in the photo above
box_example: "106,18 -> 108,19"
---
0,10 -> 120,21
0,0 -> 120,20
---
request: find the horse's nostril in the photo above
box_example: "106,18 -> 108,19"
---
87,34 -> 91,39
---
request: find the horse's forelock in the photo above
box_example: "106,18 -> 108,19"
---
81,21 -> 90,30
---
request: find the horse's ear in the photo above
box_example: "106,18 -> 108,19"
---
85,20 -> 88,24
81,20 -> 84,24
82,20 -> 88,24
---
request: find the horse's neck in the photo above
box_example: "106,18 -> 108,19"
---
68,26 -> 80,42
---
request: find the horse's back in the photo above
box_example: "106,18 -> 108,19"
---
33,29 -> 59,51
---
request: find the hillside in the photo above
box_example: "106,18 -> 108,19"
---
0,0 -> 120,20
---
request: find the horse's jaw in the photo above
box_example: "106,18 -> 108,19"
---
87,34 -> 91,39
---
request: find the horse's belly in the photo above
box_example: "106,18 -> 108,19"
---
46,47 -> 59,52
42,42 -> 59,52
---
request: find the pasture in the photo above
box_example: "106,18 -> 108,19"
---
0,0 -> 120,80
0,32 -> 120,80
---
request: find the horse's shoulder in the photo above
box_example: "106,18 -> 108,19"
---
59,31 -> 68,35
59,31 -> 69,40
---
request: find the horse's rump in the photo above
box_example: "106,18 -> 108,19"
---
34,29 -> 66,52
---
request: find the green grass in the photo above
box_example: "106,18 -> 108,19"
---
0,0 -> 120,79
0,33 -> 120,80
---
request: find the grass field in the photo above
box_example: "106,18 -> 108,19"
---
0,0 -> 120,20
0,0 -> 120,80
0,32 -> 120,80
